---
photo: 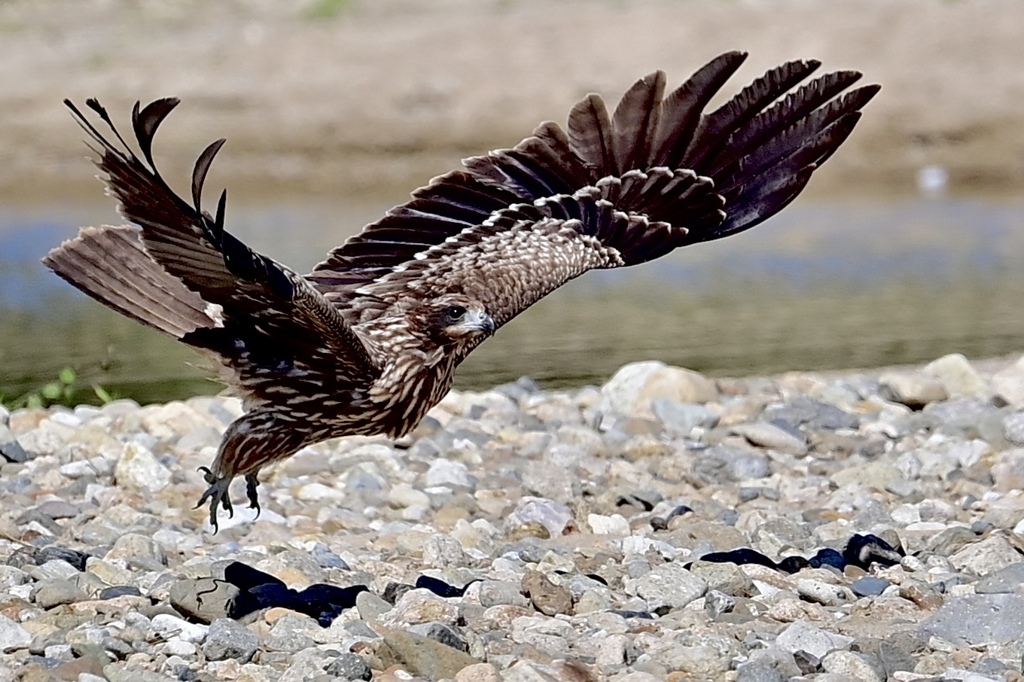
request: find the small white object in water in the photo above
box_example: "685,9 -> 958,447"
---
918,165 -> 949,196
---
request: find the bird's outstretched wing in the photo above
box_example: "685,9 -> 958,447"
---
63,99 -> 380,390
307,51 -> 878,340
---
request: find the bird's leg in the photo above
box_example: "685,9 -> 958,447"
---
244,472 -> 261,517
195,466 -> 234,533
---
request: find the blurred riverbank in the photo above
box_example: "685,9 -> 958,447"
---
1,0 -> 1023,203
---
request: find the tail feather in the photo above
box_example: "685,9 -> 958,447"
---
43,225 -> 221,338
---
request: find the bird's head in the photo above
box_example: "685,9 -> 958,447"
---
419,294 -> 496,347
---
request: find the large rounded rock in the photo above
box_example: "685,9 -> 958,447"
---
601,361 -> 717,418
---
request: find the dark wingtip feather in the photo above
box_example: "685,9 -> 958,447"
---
132,98 -> 181,169
192,138 -> 227,213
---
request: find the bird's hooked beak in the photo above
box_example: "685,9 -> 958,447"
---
469,310 -> 496,335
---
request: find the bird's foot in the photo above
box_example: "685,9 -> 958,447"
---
195,466 -> 233,533
244,473 -> 261,518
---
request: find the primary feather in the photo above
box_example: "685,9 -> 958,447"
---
45,52 -> 878,530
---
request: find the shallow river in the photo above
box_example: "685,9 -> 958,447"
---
2,195 -> 1023,405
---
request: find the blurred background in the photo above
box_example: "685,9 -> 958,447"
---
2,0 -> 1024,405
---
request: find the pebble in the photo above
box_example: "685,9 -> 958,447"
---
4,353 -> 1024,680
201,618 -> 259,662
775,620 -> 855,660
113,441 -> 171,493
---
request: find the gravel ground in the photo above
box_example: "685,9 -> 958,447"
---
5,354 -> 1024,680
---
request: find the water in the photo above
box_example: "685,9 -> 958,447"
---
2,195 -> 1024,405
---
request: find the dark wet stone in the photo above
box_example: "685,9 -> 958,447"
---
697,548 -> 780,571
850,576 -> 890,597
98,585 -> 142,600
415,574 -> 476,598
35,547 -> 89,572
609,609 -> 655,620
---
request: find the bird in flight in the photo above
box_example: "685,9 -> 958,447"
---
45,52 -> 878,531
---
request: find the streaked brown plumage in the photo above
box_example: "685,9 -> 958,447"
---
44,52 -> 879,530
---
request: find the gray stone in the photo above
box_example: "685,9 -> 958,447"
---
169,578 -> 238,624
763,397 -> 859,432
919,594 -> 1024,645
687,560 -> 756,597
732,421 -> 808,455
105,532 -> 166,565
113,442 -> 171,493
477,580 -> 529,608
201,618 -> 259,662
796,579 -> 850,606
850,576 -> 890,597
1003,412 -> 1024,446
704,589 -> 735,618
264,614 -> 316,652
355,589 -> 393,621
149,613 -> 208,644
276,648 -> 340,682
600,361 -> 717,418
422,533 -> 470,568
735,662 -> 787,682
0,425 -> 28,463
425,458 -> 473,488
324,652 -> 373,681
0,614 -> 31,653
992,356 -> 1024,407
692,445 -> 770,484
976,562 -> 1024,593
504,496 -> 574,537
407,621 -> 469,653
924,353 -> 989,399
880,371 -> 950,408
626,561 -> 707,611
775,620 -> 854,660
822,650 -> 884,682
651,399 -> 719,434
379,630 -> 479,681
31,578 -> 88,608
948,533 -> 1024,576
310,543 -> 349,569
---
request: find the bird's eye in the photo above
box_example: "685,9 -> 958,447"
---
444,305 -> 467,320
